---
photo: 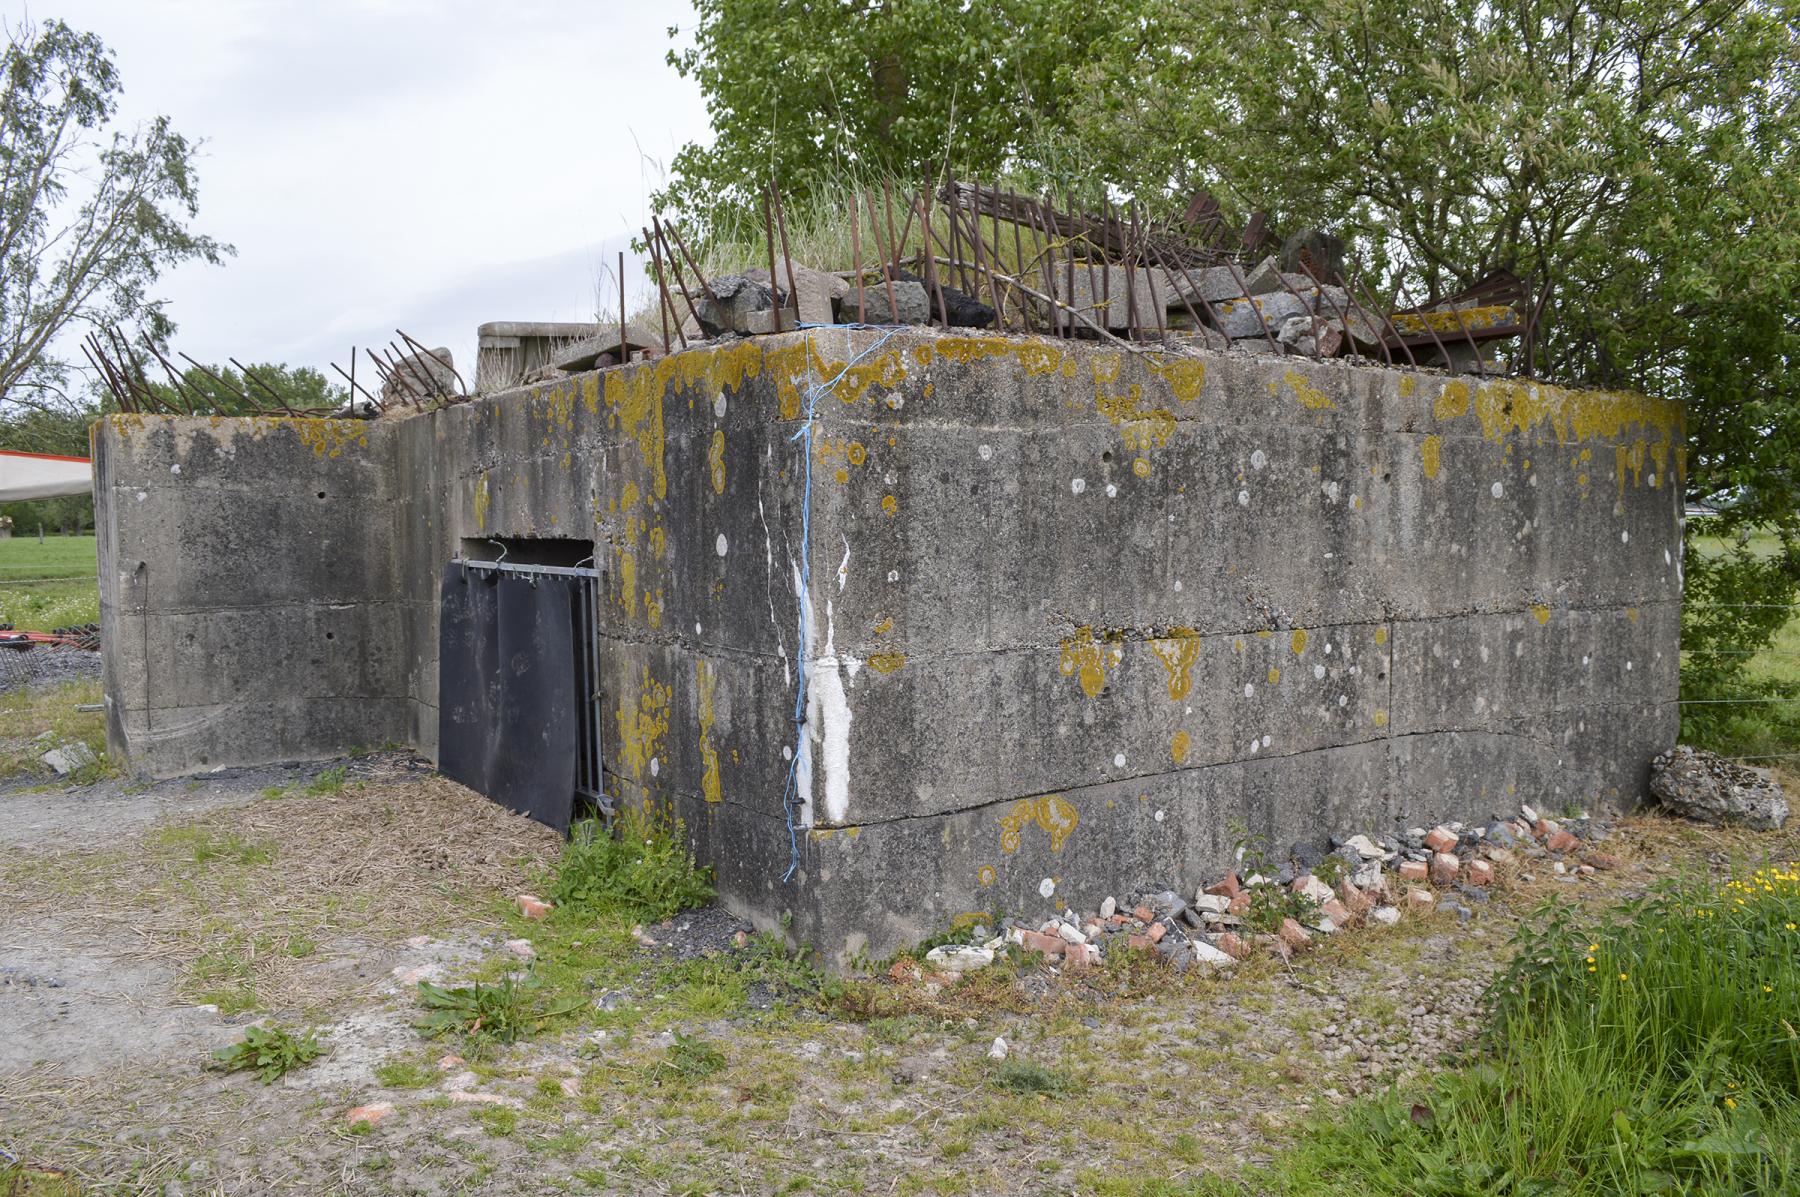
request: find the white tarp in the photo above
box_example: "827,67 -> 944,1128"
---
0,450 -> 92,501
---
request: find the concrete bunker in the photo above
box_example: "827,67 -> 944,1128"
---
93,328 -> 1683,961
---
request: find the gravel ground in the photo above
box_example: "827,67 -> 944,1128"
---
0,644 -> 101,693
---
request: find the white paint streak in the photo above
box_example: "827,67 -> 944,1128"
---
836,535 -> 850,592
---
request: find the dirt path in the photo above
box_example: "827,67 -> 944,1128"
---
2,757 -> 1792,1196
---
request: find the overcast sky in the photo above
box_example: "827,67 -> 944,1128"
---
13,0 -> 711,386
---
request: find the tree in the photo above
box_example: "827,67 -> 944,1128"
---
1064,0 -> 1800,698
140,361 -> 344,415
0,19 -> 230,414
658,0 -> 1139,232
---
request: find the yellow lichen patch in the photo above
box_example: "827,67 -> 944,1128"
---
1283,370 -> 1335,411
1530,603 -> 1551,626
1399,375 -> 1418,398
1626,607 -> 1640,623
1149,629 -> 1201,700
1060,627 -> 1122,698
616,667 -> 671,782
829,350 -> 907,406
977,864 -> 997,888
289,418 -> 370,459
867,651 -> 906,674
1171,730 -> 1191,764
582,374 -> 600,414
473,472 -> 491,531
847,441 -> 867,466
601,363 -> 669,500
708,429 -> 726,494
1291,629 -> 1308,655
1421,435 -> 1443,480
697,660 -> 722,804
1132,458 -> 1152,477
1000,794 -> 1080,855
1151,356 -> 1207,403
834,467 -> 850,485
1435,380 -> 1471,422
1372,709 -> 1389,728
1267,667 -> 1281,684
1615,439 -> 1647,498
1095,383 -> 1177,452
881,494 -> 898,517
872,616 -> 893,636
1374,626 -> 1388,646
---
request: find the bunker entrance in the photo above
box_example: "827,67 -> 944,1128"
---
438,538 -> 602,833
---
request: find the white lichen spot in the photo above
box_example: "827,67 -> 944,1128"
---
783,744 -> 793,761
1664,548 -> 1672,565
1243,683 -> 1255,698
1113,752 -> 1126,768
978,444 -> 993,461
1337,695 -> 1348,706
1173,579 -> 1183,592
1105,483 -> 1117,498
1237,489 -> 1250,506
1154,809 -> 1167,822
1039,877 -> 1056,899
1313,664 -> 1326,680
170,464 -> 181,475
713,394 -> 727,419
886,570 -> 900,583
1621,529 -> 1630,543
1322,480 -> 1340,502
1250,449 -> 1268,470
1071,477 -> 1086,495
1491,482 -> 1504,498
715,533 -> 728,557
649,757 -> 660,777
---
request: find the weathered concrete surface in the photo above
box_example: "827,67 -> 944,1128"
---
95,330 -> 1685,961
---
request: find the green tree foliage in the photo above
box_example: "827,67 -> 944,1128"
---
659,0 -> 1135,231
0,19 -> 230,414
141,362 -> 344,416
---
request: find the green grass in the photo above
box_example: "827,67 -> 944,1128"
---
0,533 -> 98,628
1227,868 -> 1800,1196
1681,526 -> 1800,766
0,678 -> 112,783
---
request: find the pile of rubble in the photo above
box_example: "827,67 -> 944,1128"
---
913,805 -> 1619,979
1650,745 -> 1790,831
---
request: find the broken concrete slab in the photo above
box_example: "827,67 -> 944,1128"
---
40,741 -> 97,775
551,324 -> 663,372
475,322 -> 598,393
696,274 -> 781,336
860,279 -> 931,325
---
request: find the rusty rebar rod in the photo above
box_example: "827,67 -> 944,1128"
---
849,193 -> 867,324
770,182 -> 800,327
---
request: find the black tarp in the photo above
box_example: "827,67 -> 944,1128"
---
438,564 -> 579,833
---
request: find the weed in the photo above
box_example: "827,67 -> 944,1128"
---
157,826 -> 276,867
990,1058 -> 1072,1095
650,1032 -> 726,1084
550,801 -> 713,922
415,975 -> 583,1045
307,765 -> 346,796
284,934 -> 317,958
374,1059 -> 436,1089
212,1023 -> 323,1083
474,1106 -> 519,1136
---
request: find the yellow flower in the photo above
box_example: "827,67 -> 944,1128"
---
1787,923 -> 1796,931
1764,985 -> 1774,993
1587,966 -> 1596,973
1586,956 -> 1596,964
1588,943 -> 1599,952
1726,1097 -> 1737,1109
1619,973 -> 1629,981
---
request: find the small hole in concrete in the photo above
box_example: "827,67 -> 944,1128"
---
317,491 -> 326,499
326,632 -> 335,641
1102,450 -> 1113,463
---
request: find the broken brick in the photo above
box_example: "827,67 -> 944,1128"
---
514,894 -> 553,920
1398,860 -> 1430,882
347,1102 -> 393,1127
1206,874 -> 1243,899
1584,852 -> 1621,871
1424,826 -> 1458,854
1016,929 -> 1066,957
1320,897 -> 1354,927
1464,860 -> 1495,886
1147,922 -> 1167,943
1217,932 -> 1250,960
1429,852 -> 1460,885
1336,879 -> 1374,916
1278,917 -> 1312,951
1545,830 -> 1580,854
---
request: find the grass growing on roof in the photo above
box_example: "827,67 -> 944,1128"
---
1222,865 -> 1800,1195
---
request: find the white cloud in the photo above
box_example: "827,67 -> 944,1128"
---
9,0 -> 710,382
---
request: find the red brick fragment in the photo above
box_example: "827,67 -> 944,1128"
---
1217,932 -> 1250,960
1464,860 -> 1494,887
1398,860 -> 1430,882
1320,897 -> 1354,927
1545,830 -> 1580,854
1337,879 -> 1374,916
1584,852 -> 1621,871
1206,874 -> 1243,899
1147,922 -> 1167,943
1424,827 -> 1458,854
1429,852 -> 1460,885
1278,917 -> 1312,951
1133,905 -> 1155,923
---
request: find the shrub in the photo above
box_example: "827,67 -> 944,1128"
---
549,801 -> 714,922
212,1023 -> 323,1083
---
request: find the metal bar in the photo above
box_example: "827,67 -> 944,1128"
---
1347,265 -> 1415,368
1146,237 -> 1208,340
771,181 -> 800,326
849,192 -> 867,324
1392,276 -> 1456,367
644,225 -> 677,349
881,179 -> 905,301
761,187 -> 783,334
453,559 -> 601,579
398,330 -> 470,396
653,218 -> 704,337
618,250 -> 629,363
918,184 -> 951,326
1216,257 -> 1284,355
663,217 -> 713,303
230,357 -> 301,415
866,187 -> 900,323
1008,187 -> 1027,330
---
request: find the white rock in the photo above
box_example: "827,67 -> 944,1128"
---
1099,896 -> 1117,920
1296,875 -> 1334,903
924,944 -> 995,973
1191,893 -> 1231,915
1343,834 -> 1384,859
987,1037 -> 1008,1061
39,742 -> 97,775
1520,803 -> 1540,824
1193,940 -> 1238,967
1054,923 -> 1087,945
1371,906 -> 1402,926
1315,918 -> 1339,934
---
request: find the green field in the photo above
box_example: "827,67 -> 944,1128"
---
0,533 -> 99,629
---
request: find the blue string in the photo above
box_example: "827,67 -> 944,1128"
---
778,323 -> 902,883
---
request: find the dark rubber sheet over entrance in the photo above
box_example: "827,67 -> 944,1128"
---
438,564 -> 580,833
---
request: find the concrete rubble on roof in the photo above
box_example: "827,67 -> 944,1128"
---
381,346 -> 456,406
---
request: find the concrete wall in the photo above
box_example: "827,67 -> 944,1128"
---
95,331 -> 1684,961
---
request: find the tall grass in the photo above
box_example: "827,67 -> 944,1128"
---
1236,867 -> 1800,1195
